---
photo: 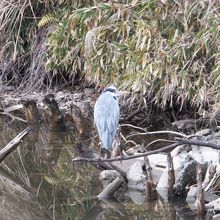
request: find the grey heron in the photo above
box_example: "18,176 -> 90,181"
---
94,86 -> 120,158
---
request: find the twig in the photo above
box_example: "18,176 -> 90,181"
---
127,130 -> 188,139
0,127 -> 31,162
121,123 -> 189,139
0,112 -> 26,123
120,132 -> 138,146
120,123 -> 147,132
145,139 -> 176,149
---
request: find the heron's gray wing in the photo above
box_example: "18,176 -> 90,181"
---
94,93 -> 120,149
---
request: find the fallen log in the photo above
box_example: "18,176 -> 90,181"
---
0,127 -> 31,162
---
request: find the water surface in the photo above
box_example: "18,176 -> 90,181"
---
0,118 -> 208,220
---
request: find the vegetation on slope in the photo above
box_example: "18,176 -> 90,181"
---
0,0 -> 220,110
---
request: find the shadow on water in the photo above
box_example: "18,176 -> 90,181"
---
0,117 -> 209,220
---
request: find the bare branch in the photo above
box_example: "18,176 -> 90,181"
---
72,139 -> 220,163
176,138 -> 220,150
127,130 -> 188,139
72,142 -> 180,163
120,123 -> 147,132
120,123 -> 188,138
0,127 -> 31,162
145,139 -> 176,149
0,112 -> 26,123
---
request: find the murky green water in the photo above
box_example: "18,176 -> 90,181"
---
0,117 -> 208,220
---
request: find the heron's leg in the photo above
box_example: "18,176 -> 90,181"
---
99,147 -> 102,157
104,149 -> 111,159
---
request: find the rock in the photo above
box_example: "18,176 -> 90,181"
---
187,186 -> 197,203
127,189 -> 145,205
113,154 -> 166,182
113,158 -> 145,174
126,161 -> 146,187
191,129 -> 220,165
213,214 -> 220,219
174,157 -> 197,197
157,147 -> 192,190
206,198 -> 220,212
99,170 -> 122,188
187,186 -> 219,203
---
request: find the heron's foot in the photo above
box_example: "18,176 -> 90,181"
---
98,156 -> 102,161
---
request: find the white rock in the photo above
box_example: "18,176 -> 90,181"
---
206,198 -> 220,211
127,161 -> 146,185
99,170 -> 121,188
127,189 -> 145,205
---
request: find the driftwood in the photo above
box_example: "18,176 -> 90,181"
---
167,153 -> 175,198
0,127 -> 31,162
97,176 -> 124,199
196,163 -> 206,215
144,156 -> 157,200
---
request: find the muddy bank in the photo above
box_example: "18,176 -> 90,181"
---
0,85 -> 198,131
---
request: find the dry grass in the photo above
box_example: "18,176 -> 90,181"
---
1,0 -> 220,112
